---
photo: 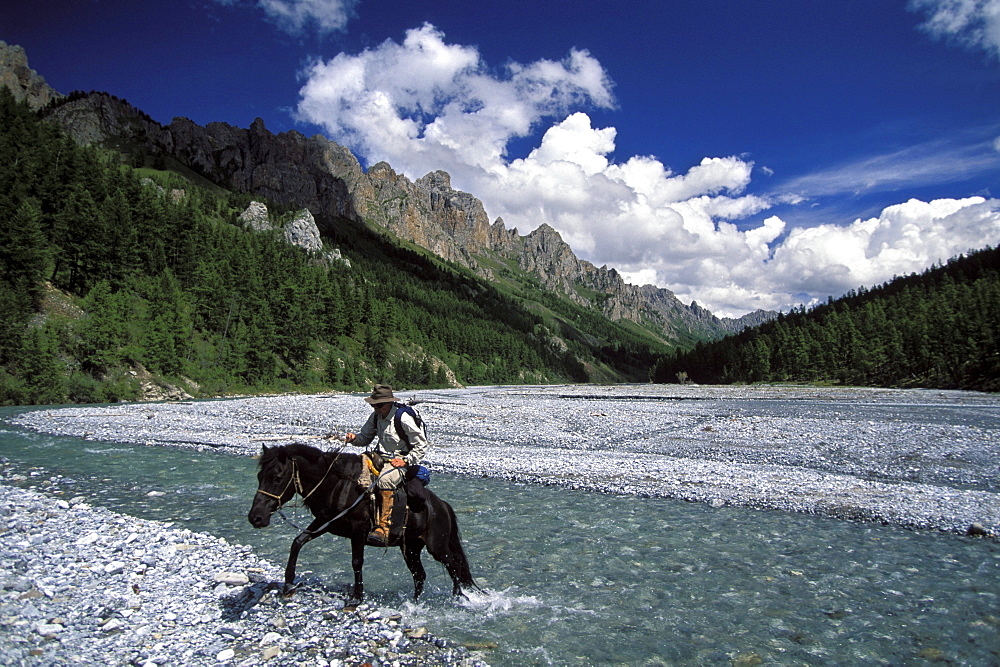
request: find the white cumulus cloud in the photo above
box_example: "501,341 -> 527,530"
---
297,23 -> 615,178
654,197 -> 1000,317
296,24 -> 1000,318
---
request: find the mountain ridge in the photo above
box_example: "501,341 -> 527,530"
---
3,40 -> 773,344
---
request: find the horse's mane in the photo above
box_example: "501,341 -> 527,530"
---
258,443 -> 361,477
258,443 -> 323,466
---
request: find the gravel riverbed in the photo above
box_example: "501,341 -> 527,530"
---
4,384 -> 999,664
0,481 -> 486,667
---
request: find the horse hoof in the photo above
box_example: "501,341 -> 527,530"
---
342,599 -> 361,612
281,585 -> 299,598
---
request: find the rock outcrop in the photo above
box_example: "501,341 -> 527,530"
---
238,201 -> 272,232
0,41 -> 62,109
237,202 -> 349,267
130,364 -> 196,401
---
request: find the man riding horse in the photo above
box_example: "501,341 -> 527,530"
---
344,384 -> 428,546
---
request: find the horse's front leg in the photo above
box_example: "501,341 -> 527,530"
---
344,537 -> 366,610
283,532 -> 313,593
283,519 -> 328,593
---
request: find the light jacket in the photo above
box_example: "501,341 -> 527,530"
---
351,406 -> 428,466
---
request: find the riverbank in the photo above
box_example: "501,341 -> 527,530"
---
11,384 -> 1000,539
4,384 -> 999,665
0,473 -> 487,666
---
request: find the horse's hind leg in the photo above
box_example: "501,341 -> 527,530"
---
402,541 -> 427,600
425,538 -> 470,597
423,508 -> 475,597
448,560 -> 466,597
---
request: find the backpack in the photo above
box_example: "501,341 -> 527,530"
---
392,402 -> 425,448
393,402 -> 431,486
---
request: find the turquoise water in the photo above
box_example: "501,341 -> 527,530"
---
2,406 -> 998,665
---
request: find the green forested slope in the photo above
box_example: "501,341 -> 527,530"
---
652,247 -> 1000,391
0,88 -> 666,404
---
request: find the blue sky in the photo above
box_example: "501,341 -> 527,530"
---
3,0 -> 999,317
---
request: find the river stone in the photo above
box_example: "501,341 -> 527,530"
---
103,561 -> 126,575
33,622 -> 63,635
101,618 -> 124,632
260,631 -> 282,645
76,532 -> 100,546
968,522 -> 988,536
213,571 -> 249,585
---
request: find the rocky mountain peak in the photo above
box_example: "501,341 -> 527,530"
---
416,170 -> 452,190
368,162 -> 396,179
2,41 -> 775,345
0,41 -> 62,109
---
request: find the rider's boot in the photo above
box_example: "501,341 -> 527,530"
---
369,489 -> 394,545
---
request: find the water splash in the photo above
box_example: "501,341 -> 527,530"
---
458,586 -> 545,615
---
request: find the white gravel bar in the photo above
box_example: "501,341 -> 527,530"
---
4,384 -> 999,664
10,384 -> 1000,538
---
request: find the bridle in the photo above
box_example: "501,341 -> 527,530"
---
255,448 -> 343,511
255,470 -> 295,507
255,445 -> 394,537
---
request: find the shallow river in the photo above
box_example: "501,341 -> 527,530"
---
2,405 -> 999,665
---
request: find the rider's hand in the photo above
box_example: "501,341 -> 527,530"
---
344,432 -> 356,443
389,457 -> 406,468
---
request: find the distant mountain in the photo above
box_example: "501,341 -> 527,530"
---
2,40 -> 774,347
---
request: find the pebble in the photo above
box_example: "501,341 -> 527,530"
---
0,483 -> 488,666
214,572 -> 250,586
4,384 -> 999,665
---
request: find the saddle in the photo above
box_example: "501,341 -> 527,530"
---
363,454 -> 430,548
365,453 -> 431,508
366,486 -> 409,547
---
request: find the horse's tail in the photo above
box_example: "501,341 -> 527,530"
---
444,501 -> 477,590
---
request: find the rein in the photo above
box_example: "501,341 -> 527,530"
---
298,473 -> 382,536
257,445 -> 384,535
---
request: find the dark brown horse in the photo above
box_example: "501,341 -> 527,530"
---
247,443 -> 475,606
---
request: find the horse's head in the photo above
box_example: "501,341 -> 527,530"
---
247,445 -> 296,528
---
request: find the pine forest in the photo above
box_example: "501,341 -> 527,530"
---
0,88 -> 663,405
1,85 -> 997,406
652,247 -> 1000,392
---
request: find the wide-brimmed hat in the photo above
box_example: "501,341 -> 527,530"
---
364,384 -> 397,405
